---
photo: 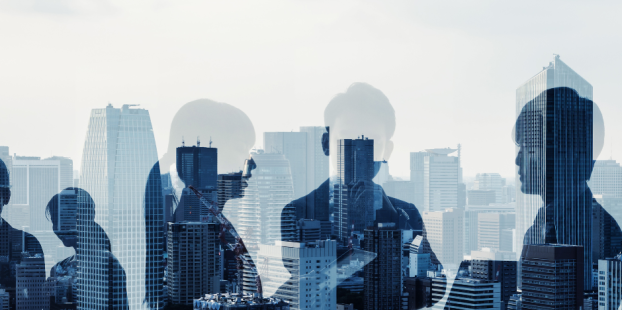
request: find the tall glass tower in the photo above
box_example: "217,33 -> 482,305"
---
79,104 -> 163,310
515,55 -> 594,290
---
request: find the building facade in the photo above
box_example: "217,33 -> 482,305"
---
422,208 -> 463,267
258,240 -> 336,310
363,223 -> 403,310
516,56 -> 594,290
335,138 -> 375,241
167,222 -> 221,305
423,148 -> 459,212
79,104 -> 163,309
520,244 -> 583,310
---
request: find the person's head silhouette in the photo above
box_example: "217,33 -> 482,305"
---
514,87 -> 604,195
159,99 -> 255,175
322,83 -> 396,176
46,187 -> 110,251
45,188 -> 80,248
0,159 -> 10,213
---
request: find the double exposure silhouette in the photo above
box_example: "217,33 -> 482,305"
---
45,187 -> 129,309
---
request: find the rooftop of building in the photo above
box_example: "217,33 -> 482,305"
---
194,292 -> 287,307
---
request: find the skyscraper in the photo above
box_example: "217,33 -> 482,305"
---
478,213 -> 515,252
471,249 -> 517,309
431,277 -> 502,309
167,222 -> 221,305
176,143 -> 218,222
176,143 -> 217,190
258,240 -> 336,310
16,254 -> 48,310
263,132 -> 307,200
589,160 -> 622,198
79,104 -> 163,310
410,151 -> 429,208
12,155 -> 72,270
363,223 -> 403,310
222,151 -> 296,294
422,208 -> 463,267
423,148 -> 459,212
334,137 -> 376,241
474,173 -> 504,203
516,56 -> 594,290
520,244 -> 584,310
598,255 -> 622,310
299,126 -> 329,193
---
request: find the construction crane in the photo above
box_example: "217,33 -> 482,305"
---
187,185 -> 263,297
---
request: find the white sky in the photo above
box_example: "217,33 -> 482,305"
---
1,0 -> 622,180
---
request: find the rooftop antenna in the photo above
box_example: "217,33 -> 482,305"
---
209,136 -> 212,148
182,137 -> 185,147
197,136 -> 200,147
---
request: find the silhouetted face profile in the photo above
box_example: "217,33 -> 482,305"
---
324,83 -> 396,175
160,99 -> 256,175
514,87 -> 604,195
0,159 -> 10,214
45,188 -> 83,248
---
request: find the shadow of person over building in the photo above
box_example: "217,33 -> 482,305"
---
516,87 -> 622,289
0,158 -> 44,310
442,87 -> 622,309
160,99 -> 256,223
45,187 -> 129,310
153,99 -> 256,299
267,83 -> 440,308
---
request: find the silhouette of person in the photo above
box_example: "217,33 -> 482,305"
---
272,83 -> 440,302
45,187 -> 129,309
147,98 -> 255,301
291,82 -> 427,234
516,87 -> 622,285
0,158 -> 43,309
160,99 -> 256,222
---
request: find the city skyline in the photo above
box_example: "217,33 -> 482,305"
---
4,2 -> 622,180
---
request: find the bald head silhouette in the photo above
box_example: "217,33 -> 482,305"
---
160,99 -> 255,174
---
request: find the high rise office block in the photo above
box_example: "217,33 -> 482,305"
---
423,148 -> 459,212
520,244 -> 583,309
597,255 -> 622,310
176,144 -> 217,190
478,213 -> 516,252
410,151 -> 429,209
263,132 -> 307,199
467,190 -> 496,206
474,173 -> 504,203
463,204 -> 515,257
80,104 -> 163,309
516,56 -> 593,290
335,137 -> 375,241
471,250 -> 517,308
409,235 -> 431,278
167,222 -> 221,305
299,126 -> 329,193
0,289 -> 8,310
265,128 -> 331,232
224,151 -> 297,294
431,277 -> 502,309
258,240 -> 336,310
363,223 -> 403,310
16,254 -> 48,310
589,160 -> 622,198
217,172 -> 243,211
422,208 -> 463,267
